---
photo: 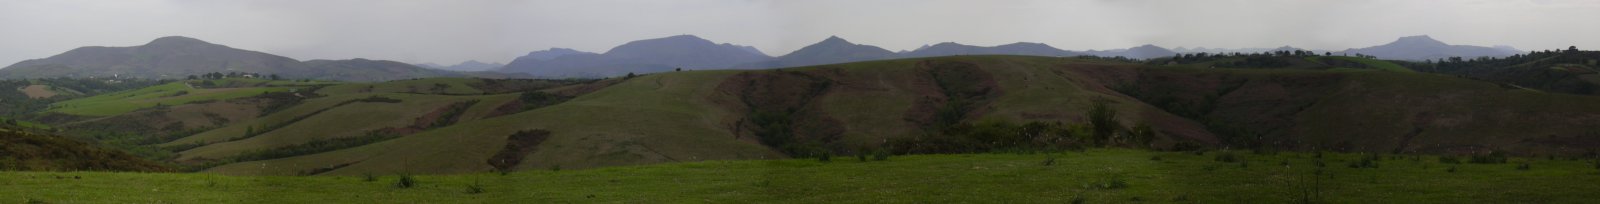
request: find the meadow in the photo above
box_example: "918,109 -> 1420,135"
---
5,149 -> 1597,203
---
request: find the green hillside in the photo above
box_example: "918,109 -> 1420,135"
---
47,79 -> 318,116
6,149 -> 1598,203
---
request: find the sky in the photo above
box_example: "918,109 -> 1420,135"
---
1,0 -> 1597,66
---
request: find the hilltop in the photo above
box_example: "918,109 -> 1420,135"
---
0,36 -> 466,81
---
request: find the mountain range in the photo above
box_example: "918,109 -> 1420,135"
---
1334,35 -> 1520,61
0,36 -> 462,81
497,35 -> 1517,78
0,35 -> 1528,80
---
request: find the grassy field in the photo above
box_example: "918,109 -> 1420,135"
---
47,81 -> 301,116
5,149 -> 1597,203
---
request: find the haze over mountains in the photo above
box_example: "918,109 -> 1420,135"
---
0,35 -> 1524,80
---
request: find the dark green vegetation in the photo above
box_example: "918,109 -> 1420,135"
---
0,128 -> 168,172
4,149 -> 1599,203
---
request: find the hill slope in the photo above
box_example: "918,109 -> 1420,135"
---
0,128 -> 168,171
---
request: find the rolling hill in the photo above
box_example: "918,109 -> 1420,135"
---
0,36 -> 465,81
27,55 -> 1581,176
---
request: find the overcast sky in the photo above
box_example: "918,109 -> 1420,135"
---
1,0 -> 1597,66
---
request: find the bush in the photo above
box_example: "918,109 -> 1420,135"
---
1349,154 -> 1380,168
817,151 -> 832,162
465,181 -> 486,194
1469,152 -> 1507,164
1086,175 -> 1129,190
1439,156 -> 1462,164
394,174 -> 417,188
872,149 -> 890,161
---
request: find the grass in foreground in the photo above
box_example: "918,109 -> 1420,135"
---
3,149 -> 1598,203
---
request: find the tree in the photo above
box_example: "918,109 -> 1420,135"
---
187,75 -> 198,80
1569,46 -> 1579,53
1087,99 -> 1119,146
269,74 -> 281,80
625,72 -> 637,79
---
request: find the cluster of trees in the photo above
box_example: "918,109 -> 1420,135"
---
187,72 -> 279,80
0,78 -> 166,116
887,99 -> 1161,154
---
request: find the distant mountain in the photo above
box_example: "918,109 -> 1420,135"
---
1174,46 -> 1312,54
741,36 -> 899,68
499,35 -> 771,78
1338,35 -> 1518,61
304,58 -> 462,82
0,36 -> 313,79
418,60 -> 503,72
1081,44 -> 1179,59
900,42 -> 1077,58
0,36 -> 465,81
519,48 -> 593,61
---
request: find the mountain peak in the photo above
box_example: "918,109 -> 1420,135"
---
145,36 -> 211,46
1392,35 -> 1447,46
820,35 -> 851,44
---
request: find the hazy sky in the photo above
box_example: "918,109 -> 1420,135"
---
2,0 -> 1597,66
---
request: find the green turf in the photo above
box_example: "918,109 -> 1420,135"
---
4,149 -> 1596,203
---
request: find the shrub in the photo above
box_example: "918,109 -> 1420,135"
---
394,174 -> 417,188
1439,156 -> 1462,164
1349,154 -> 1379,168
1469,152 -> 1507,164
817,152 -> 832,162
872,149 -> 890,161
1086,175 -> 1130,190
465,181 -> 486,194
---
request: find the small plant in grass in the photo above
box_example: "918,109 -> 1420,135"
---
1150,156 -> 1162,161
465,181 -> 486,194
818,152 -> 832,162
1070,196 -> 1086,204
1085,175 -> 1129,190
550,165 -> 561,172
25,197 -> 47,204
1042,154 -> 1057,166
1446,166 -> 1458,173
856,150 -> 867,162
872,149 -> 890,161
1516,163 -> 1531,171
1348,154 -> 1379,168
1240,160 -> 1249,168
363,173 -> 377,182
1469,152 -> 1507,164
394,174 -> 417,188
